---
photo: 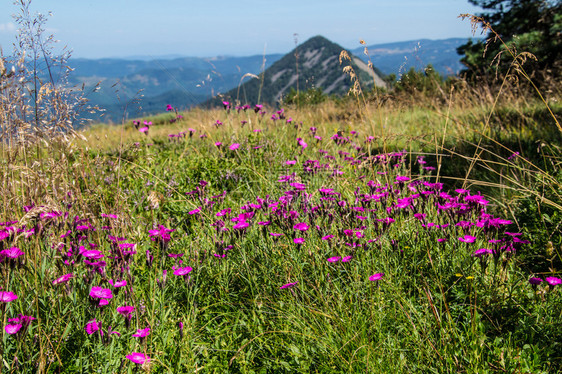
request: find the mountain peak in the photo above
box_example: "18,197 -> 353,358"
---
214,35 -> 387,106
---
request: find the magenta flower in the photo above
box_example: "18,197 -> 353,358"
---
89,286 -> 113,300
117,306 -> 135,316
458,235 -> 476,243
5,324 -> 22,335
369,273 -> 384,281
149,225 -> 175,246
80,249 -> 104,260
285,160 -> 297,165
117,306 -> 135,317
327,256 -> 341,263
293,222 -> 309,231
0,247 -> 24,259
52,273 -> 74,285
472,248 -> 493,258
85,319 -> 101,335
132,327 -> 151,338
233,221 -> 249,230
173,266 -> 193,276
0,291 -> 18,303
229,143 -> 240,151
545,277 -> 561,286
293,238 -> 305,244
321,235 -> 334,241
529,277 -> 543,285
126,352 -> 150,364
109,279 -> 127,288
280,281 -> 298,289
139,126 -> 149,134
189,207 -> 202,215
342,255 -> 353,262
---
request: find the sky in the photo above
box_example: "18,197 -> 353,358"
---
0,0 -> 483,59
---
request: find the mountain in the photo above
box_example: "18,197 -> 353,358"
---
352,38 -> 472,77
206,35 -> 387,107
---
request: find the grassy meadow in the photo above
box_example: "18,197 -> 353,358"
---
1,65 -> 562,374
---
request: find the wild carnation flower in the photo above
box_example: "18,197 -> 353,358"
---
52,273 -> 74,285
0,247 -> 24,259
233,221 -> 249,230
117,306 -> 135,316
132,327 -> 150,338
5,324 -> 22,335
127,352 -> 150,364
369,273 -> 384,281
0,291 -> 18,303
280,281 -> 298,289
293,222 -> 309,231
327,256 -> 341,263
472,248 -> 492,258
173,266 -> 193,276
459,235 -> 476,243
109,279 -> 127,288
189,207 -> 202,215
229,143 -> 240,151
294,238 -> 305,244
342,255 -> 353,262
85,319 -> 101,335
80,249 -> 104,260
545,277 -> 561,286
529,277 -> 543,285
89,286 -> 113,300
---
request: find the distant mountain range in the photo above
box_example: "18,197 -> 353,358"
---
351,38 -> 470,77
68,37 -> 472,122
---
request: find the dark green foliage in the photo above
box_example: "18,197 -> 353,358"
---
393,64 -> 444,95
458,0 -> 562,81
283,87 -> 327,106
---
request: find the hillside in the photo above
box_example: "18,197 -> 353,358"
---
207,35 -> 387,107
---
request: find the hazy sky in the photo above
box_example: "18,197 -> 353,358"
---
0,0 -> 483,59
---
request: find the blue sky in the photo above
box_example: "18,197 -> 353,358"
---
0,0 -> 483,59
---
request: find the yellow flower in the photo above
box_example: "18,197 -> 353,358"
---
455,273 -> 463,277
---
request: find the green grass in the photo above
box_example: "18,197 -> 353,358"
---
1,94 -> 561,373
